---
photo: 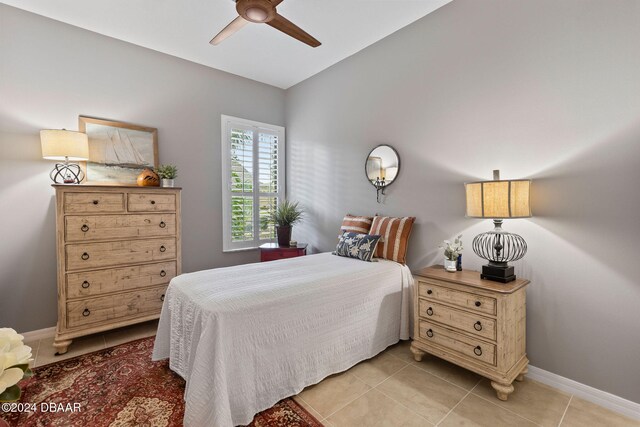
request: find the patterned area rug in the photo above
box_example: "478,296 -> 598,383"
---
2,337 -> 322,427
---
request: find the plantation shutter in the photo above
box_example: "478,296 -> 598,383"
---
222,116 -> 285,251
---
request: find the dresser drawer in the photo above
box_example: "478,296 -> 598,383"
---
418,280 -> 497,316
66,261 -> 177,299
419,320 -> 496,366
66,238 -> 176,271
64,192 -> 125,213
65,214 -> 176,242
66,285 -> 167,328
418,299 -> 496,341
128,193 -> 176,212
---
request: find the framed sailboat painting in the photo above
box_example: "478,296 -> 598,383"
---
79,116 -> 158,184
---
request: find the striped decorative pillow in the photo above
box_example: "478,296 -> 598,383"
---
370,216 -> 416,264
339,214 -> 373,237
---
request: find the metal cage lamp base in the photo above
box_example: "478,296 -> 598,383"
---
472,219 -> 527,283
50,162 -> 85,184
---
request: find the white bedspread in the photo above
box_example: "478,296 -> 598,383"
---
152,252 -> 413,427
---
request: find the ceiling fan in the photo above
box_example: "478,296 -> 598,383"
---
210,0 -> 321,47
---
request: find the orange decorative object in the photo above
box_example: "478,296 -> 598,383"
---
136,168 -> 160,187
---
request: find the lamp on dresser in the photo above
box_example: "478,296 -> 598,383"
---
40,129 -> 89,184
464,170 -> 532,283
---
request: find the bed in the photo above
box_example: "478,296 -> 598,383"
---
152,252 -> 413,426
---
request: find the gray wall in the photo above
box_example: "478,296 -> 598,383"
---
0,5 -> 285,332
2,0 -> 640,405
286,0 -> 640,403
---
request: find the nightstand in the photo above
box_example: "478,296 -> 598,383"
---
259,243 -> 308,262
410,266 -> 529,401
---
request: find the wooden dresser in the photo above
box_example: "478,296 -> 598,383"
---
410,266 -> 529,401
53,184 -> 181,354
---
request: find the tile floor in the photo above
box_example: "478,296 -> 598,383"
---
24,323 -> 639,427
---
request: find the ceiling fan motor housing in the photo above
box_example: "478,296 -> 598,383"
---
237,0 -> 276,23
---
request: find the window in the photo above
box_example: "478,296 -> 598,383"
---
221,115 -> 285,251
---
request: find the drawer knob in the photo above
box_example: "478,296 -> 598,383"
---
426,289 -> 433,295
81,281 -> 90,289
426,329 -> 434,338
81,252 -> 90,260
92,200 -> 99,205
474,321 -> 483,331
160,270 -> 167,277
160,245 -> 166,252
426,307 -> 434,316
475,301 -> 482,307
81,224 -> 89,232
160,294 -> 165,302
159,221 -> 166,228
82,308 -> 91,317
474,346 -> 483,356
150,200 -> 156,205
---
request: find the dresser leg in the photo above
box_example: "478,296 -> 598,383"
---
491,381 -> 514,401
409,344 -> 426,362
515,366 -> 528,382
53,338 -> 72,355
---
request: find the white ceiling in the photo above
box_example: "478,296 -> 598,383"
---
2,0 -> 451,89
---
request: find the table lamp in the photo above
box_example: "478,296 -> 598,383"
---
465,170 -> 531,283
41,129 -> 89,184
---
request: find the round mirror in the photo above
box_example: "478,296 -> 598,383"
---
365,144 -> 400,187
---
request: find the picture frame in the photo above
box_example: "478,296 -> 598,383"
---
78,116 -> 158,185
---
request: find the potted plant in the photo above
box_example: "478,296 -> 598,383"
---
0,328 -> 34,426
441,235 -> 463,272
265,200 -> 303,247
156,164 -> 178,187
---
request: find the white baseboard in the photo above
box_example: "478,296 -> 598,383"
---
528,365 -> 640,421
20,326 -> 56,342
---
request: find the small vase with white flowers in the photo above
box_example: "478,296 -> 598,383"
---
441,235 -> 463,272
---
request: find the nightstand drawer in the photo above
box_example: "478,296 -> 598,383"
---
418,280 -> 496,316
260,243 -> 308,262
419,320 -> 496,366
419,299 -> 496,341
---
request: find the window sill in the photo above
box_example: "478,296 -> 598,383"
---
222,247 -> 260,253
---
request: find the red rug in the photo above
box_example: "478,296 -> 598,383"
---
2,337 -> 322,427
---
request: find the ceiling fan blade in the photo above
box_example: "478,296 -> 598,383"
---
270,0 -> 285,6
210,16 -> 248,45
266,13 -> 321,47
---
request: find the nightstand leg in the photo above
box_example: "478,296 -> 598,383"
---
491,381 -> 515,401
409,344 -> 426,362
515,366 -> 528,382
53,338 -> 72,355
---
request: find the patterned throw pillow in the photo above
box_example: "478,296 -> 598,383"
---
370,216 -> 416,264
338,214 -> 374,237
334,232 -> 382,262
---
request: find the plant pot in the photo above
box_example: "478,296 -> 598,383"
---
444,259 -> 457,272
161,178 -> 175,187
276,225 -> 292,247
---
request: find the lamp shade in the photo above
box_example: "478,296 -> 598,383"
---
465,179 -> 531,219
40,129 -> 89,161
